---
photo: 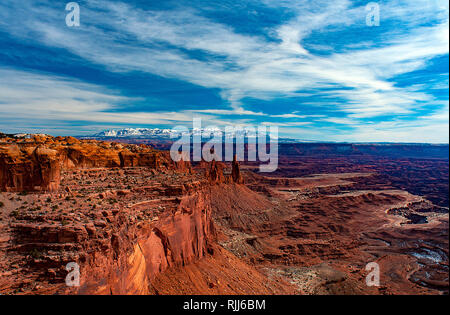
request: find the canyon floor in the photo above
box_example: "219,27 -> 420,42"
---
0,136 -> 448,295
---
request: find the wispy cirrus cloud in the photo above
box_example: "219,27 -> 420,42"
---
0,68 -> 255,134
0,0 -> 448,142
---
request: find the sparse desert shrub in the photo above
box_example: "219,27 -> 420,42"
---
0,201 -> 4,208
46,197 -> 52,203
29,248 -> 43,259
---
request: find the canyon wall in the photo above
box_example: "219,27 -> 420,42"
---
75,190 -> 215,295
0,144 -> 61,192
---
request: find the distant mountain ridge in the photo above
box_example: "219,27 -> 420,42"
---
94,128 -> 173,137
83,128 -> 450,146
90,127 -> 306,143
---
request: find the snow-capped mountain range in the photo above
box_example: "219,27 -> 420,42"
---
90,127 -> 308,143
94,128 -> 174,137
93,127 -> 268,138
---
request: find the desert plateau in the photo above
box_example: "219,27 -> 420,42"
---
0,133 -> 448,295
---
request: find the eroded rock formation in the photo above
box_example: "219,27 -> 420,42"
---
206,160 -> 225,184
205,155 -> 243,184
0,135 -> 176,192
77,190 -> 216,294
0,144 -> 61,192
232,154 -> 243,184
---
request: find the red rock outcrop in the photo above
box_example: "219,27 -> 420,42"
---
75,190 -> 216,294
205,155 -> 243,184
170,152 -> 192,174
0,144 -> 61,192
231,154 -> 243,184
0,135 -> 185,192
206,160 -> 225,184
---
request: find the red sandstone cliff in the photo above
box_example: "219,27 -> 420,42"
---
0,135 -> 176,192
0,144 -> 61,192
75,190 -> 215,294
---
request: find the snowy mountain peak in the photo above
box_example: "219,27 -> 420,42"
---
93,128 -> 173,137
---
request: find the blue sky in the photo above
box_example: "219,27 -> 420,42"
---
0,0 -> 448,142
